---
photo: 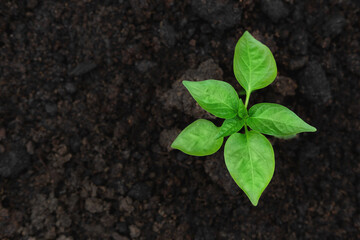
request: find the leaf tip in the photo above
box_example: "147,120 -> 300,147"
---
170,136 -> 182,150
170,140 -> 177,150
248,193 -> 259,206
182,80 -> 190,87
243,30 -> 251,37
305,124 -> 317,133
243,188 -> 261,207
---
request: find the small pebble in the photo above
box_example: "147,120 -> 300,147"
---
128,182 -> 151,201
0,145 -> 31,178
261,0 -> 289,23
65,82 -> 77,94
129,225 -> 141,238
45,103 -> 58,116
299,60 -> 332,104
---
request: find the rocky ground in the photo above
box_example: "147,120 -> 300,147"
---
0,0 -> 359,239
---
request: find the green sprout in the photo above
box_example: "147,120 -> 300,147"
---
171,31 -> 316,206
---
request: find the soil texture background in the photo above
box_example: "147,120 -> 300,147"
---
0,0 -> 359,239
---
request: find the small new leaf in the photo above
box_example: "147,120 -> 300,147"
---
171,119 -> 223,156
215,117 -> 244,139
247,103 -> 317,137
233,31 -> 277,93
224,131 -> 274,206
183,80 -> 239,119
238,98 -> 248,118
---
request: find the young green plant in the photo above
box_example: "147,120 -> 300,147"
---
171,31 -> 316,206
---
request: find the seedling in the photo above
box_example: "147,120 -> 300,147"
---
171,31 -> 316,206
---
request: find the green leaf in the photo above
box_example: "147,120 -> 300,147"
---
183,80 -> 239,119
233,31 -> 277,93
238,98 -> 248,118
215,117 -> 244,139
171,119 -> 223,156
247,103 -> 317,137
224,131 -> 274,206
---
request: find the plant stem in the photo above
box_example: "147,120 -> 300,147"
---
244,92 -> 250,109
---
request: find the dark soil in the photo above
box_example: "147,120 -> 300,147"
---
0,0 -> 359,239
